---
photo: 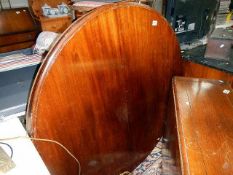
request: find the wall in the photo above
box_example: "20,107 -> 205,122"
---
0,0 -> 28,9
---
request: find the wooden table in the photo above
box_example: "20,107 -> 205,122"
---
171,77 -> 233,174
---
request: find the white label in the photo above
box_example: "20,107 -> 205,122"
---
152,20 -> 158,27
220,44 -> 225,48
185,101 -> 190,106
188,23 -> 195,31
223,89 -> 231,94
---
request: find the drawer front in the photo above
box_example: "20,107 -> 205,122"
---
0,8 -> 38,35
0,31 -> 38,47
0,41 -> 34,53
41,18 -> 72,33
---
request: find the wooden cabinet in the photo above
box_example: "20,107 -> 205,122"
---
0,8 -> 39,53
40,16 -> 72,33
169,77 -> 233,175
28,0 -> 72,33
183,60 -> 233,87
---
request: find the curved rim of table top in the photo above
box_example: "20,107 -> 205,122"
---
26,1 -> 179,135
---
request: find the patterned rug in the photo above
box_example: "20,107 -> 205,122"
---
0,54 -> 42,72
121,138 -> 180,175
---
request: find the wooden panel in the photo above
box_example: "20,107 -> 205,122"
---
173,77 -> 233,175
165,91 -> 182,174
0,41 -> 34,53
40,16 -> 72,32
0,8 -> 38,35
183,61 -> 233,87
0,8 -> 39,53
0,31 -> 37,47
26,3 -> 182,175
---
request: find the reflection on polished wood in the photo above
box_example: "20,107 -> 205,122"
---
26,3 -> 182,175
173,77 -> 233,175
183,61 -> 233,87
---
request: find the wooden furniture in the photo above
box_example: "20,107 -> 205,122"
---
0,8 -> 39,53
72,1 -> 109,19
183,61 -> 233,87
72,0 -> 135,19
171,77 -> 233,174
28,0 -> 72,33
205,28 -> 233,61
39,16 -> 72,33
28,0 -> 71,17
26,2 -> 182,175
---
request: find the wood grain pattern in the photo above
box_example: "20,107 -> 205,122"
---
40,16 -> 72,32
0,8 -> 38,35
0,31 -> 37,47
0,8 -> 39,53
28,0 -> 72,33
183,61 -> 233,87
173,77 -> 233,175
0,41 -> 35,53
26,3 -> 182,175
165,90 -> 182,174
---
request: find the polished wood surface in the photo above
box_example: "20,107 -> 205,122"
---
0,31 -> 37,47
173,77 -> 233,175
26,3 -> 182,175
0,8 -> 38,35
0,41 -> 35,53
0,8 -> 39,53
165,91 -> 182,174
40,16 -> 72,33
183,61 -> 233,87
28,0 -> 72,33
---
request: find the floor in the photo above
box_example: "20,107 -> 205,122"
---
132,138 -> 180,175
